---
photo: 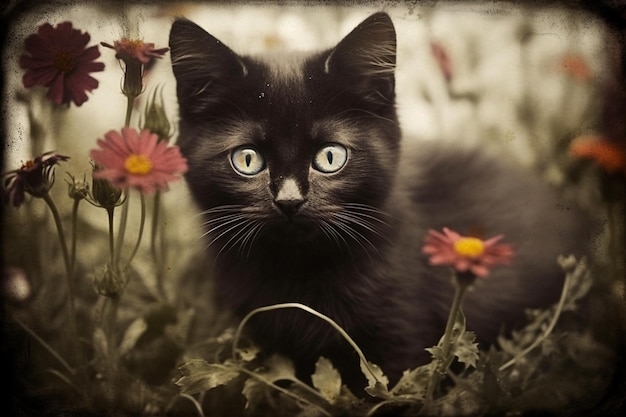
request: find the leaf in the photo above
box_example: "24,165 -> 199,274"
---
360,360 -> 389,398
119,318 -> 148,356
455,331 -> 479,369
257,354 -> 297,383
242,377 -> 267,409
175,359 -> 240,395
311,357 -> 342,402
390,363 -> 435,397
558,256 -> 592,311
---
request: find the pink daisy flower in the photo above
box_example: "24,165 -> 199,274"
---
90,128 -> 188,194
19,22 -> 104,106
422,227 -> 514,277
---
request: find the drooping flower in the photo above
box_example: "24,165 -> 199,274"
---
422,227 -> 514,277
90,128 -> 188,193
19,22 -> 104,106
569,135 -> 626,175
101,38 -> 169,98
2,151 -> 70,207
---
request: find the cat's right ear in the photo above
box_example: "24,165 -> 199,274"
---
169,19 -> 247,101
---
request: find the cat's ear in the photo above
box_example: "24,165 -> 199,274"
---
324,12 -> 396,103
169,18 -> 247,101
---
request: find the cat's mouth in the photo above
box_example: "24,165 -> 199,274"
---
265,216 -> 322,243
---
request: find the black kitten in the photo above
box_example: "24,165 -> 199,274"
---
169,13 -> 588,388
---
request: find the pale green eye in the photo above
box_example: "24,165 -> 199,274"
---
231,147 -> 265,175
313,144 -> 348,173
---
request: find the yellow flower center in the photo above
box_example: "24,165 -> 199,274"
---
453,237 -> 485,258
124,154 -> 153,175
22,160 -> 35,169
124,39 -> 144,50
53,51 -> 77,74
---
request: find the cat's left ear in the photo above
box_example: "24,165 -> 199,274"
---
324,12 -> 396,103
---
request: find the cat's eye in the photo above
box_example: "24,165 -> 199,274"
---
231,147 -> 266,176
312,144 -> 348,174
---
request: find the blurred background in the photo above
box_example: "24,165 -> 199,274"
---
1,0 -> 625,415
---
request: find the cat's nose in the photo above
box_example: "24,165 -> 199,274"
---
274,198 -> 306,217
273,177 -> 306,217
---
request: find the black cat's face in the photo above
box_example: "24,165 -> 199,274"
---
169,13 -> 400,254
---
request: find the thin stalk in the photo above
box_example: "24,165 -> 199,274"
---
151,191 -> 166,299
232,302 -> 384,385
107,208 -> 115,266
13,315 -> 75,375
499,269 -> 572,371
115,196 -> 129,265
41,193 -> 80,368
70,198 -> 80,275
123,192 -> 146,270
124,94 -> 136,127
424,280 -> 469,405
238,367 -> 333,417
42,193 -> 71,280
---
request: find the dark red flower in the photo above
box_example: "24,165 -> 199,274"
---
3,152 -> 70,207
19,22 -> 105,106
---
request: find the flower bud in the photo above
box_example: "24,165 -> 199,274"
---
143,87 -> 172,142
93,263 -> 124,297
66,173 -> 90,201
90,163 -> 123,209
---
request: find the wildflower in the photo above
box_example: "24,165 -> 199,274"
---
142,86 -> 172,142
90,128 -> 188,194
570,135 -> 626,175
558,53 -> 592,81
422,227 -> 514,277
2,151 -> 69,207
19,22 -> 104,106
101,38 -> 169,98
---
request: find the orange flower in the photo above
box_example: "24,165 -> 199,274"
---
559,54 -> 592,81
570,136 -> 626,175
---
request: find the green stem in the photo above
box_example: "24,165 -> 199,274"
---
499,266 -> 573,372
42,193 -> 72,280
124,94 -> 136,127
124,192 -> 146,270
115,195 -> 129,265
151,191 -> 166,299
424,279 -> 469,405
41,193 -> 80,365
70,199 -> 80,275
232,302 -> 384,385
238,367 -> 333,417
107,208 -> 115,266
13,315 -> 75,375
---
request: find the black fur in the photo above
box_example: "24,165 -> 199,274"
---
169,13 -> 589,389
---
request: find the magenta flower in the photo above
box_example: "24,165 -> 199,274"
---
101,38 -> 169,64
19,22 -> 104,106
101,38 -> 169,98
422,227 -> 514,277
2,152 -> 70,207
90,128 -> 188,193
